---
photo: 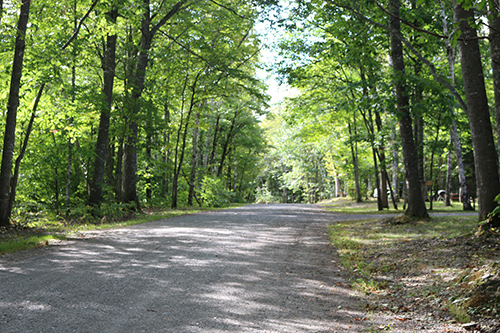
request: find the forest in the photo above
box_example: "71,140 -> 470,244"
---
0,0 -> 499,231
258,0 -> 500,231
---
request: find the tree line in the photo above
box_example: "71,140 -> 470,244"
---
259,0 -> 500,230
0,0 -> 270,226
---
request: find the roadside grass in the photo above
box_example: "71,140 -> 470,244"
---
328,200 -> 500,330
0,205 -> 237,255
320,196 -> 472,214
0,234 -> 67,254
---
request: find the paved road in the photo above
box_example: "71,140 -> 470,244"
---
0,204 -> 471,332
0,204 -> 378,332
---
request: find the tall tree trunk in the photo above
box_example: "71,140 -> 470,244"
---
0,0 -> 30,226
8,84 -> 44,219
122,0 -> 187,208
348,119 -> 362,203
454,1 -> 500,225
66,138 -> 73,206
391,131 -> 399,201
440,0 -> 472,210
489,0 -> 500,169
188,111 -> 201,206
65,0 -> 78,208
122,25 -> 151,208
357,66 -> 381,208
217,109 -> 241,178
105,140 -> 115,189
162,102 -> 171,198
172,71 -> 201,208
209,113 -> 221,170
411,0 -> 425,190
89,7 -> 118,206
374,111 -> 389,208
389,0 -> 428,218
428,113 -> 443,210
445,135 -> 453,207
450,119 -> 473,210
171,71 -> 189,209
52,134 -> 60,211
115,137 -> 124,202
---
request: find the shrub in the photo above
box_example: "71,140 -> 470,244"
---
255,185 -> 276,204
199,176 -> 233,208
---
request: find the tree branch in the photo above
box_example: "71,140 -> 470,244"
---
326,0 -> 468,113
151,0 -> 197,36
61,0 -> 99,50
159,30 -> 216,67
209,0 -> 248,19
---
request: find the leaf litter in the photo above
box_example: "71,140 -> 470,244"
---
330,214 -> 500,332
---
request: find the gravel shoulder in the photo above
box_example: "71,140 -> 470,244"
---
0,204 -> 470,332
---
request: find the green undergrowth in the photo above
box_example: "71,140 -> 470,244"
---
320,197 -> 473,214
0,204 -> 231,255
329,210 -> 500,326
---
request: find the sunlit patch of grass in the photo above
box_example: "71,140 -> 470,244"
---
327,211 -> 500,325
0,234 -> 67,254
319,197 -> 473,215
329,215 -> 479,295
352,278 -> 389,295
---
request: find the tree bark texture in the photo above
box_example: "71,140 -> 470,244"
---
115,138 -> 123,202
450,119 -> 473,210
454,1 -> 500,223
445,136 -> 453,207
0,0 -> 31,226
8,83 -> 44,220
89,8 -> 118,206
440,0 -> 472,210
389,0 -> 428,218
171,71 -> 201,208
188,111 -> 201,206
391,131 -> 399,201
489,0 -> 500,169
348,120 -> 362,203
122,11 -> 152,208
217,109 -> 242,178
374,110 -> 388,208
122,0 -> 187,208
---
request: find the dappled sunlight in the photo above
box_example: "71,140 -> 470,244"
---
0,204 -> 384,332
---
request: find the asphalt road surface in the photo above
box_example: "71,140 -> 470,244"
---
0,204 -> 468,332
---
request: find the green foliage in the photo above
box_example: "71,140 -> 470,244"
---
0,0 -> 269,220
199,176 -> 233,208
254,185 -> 277,204
487,193 -> 500,218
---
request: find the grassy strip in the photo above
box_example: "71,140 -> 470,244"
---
0,234 -> 67,254
320,197 -> 473,214
329,215 -> 477,292
328,212 -> 499,325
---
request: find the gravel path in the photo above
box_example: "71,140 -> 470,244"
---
0,204 -> 467,332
